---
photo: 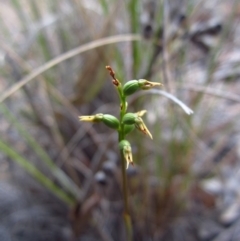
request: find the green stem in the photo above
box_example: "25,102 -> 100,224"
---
118,94 -> 133,241
120,150 -> 128,211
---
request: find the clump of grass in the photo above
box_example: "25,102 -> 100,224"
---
1,0 -> 239,240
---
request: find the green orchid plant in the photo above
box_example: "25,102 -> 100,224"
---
79,66 -> 161,168
79,66 -> 162,240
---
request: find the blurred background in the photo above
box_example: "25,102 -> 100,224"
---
1,0 -> 240,240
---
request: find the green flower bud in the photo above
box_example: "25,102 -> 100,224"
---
119,140 -> 130,150
119,140 -> 133,169
122,111 -> 152,139
122,79 -> 162,96
102,114 -> 119,129
122,110 -> 147,125
124,124 -> 135,135
80,113 -> 119,129
122,113 -> 138,125
122,80 -> 139,96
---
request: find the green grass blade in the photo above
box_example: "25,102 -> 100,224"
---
0,103 -> 81,198
99,0 -> 109,14
128,0 -> 141,77
0,139 -> 75,206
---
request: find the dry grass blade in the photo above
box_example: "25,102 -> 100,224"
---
0,34 -> 141,103
181,84 -> 240,102
130,89 -> 194,115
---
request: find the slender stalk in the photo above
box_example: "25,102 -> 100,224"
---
118,95 -> 133,241
81,66 -> 163,240
120,148 -> 131,237
119,96 -> 128,210
120,151 -> 128,210
105,65 -> 133,240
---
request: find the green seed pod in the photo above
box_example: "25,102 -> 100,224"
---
122,80 -> 139,96
122,113 -> 137,125
124,124 -> 135,135
102,114 -> 119,129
